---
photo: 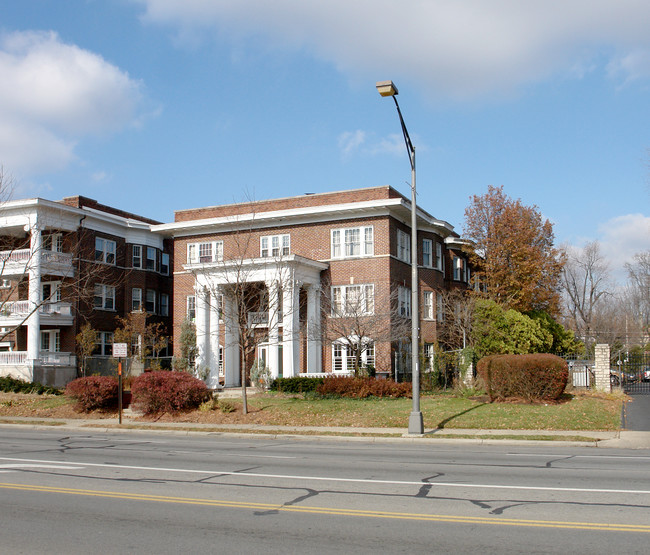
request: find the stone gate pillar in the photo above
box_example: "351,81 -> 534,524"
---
594,344 -> 611,392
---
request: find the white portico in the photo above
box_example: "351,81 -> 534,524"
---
188,254 -> 327,387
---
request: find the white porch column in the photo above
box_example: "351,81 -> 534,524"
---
194,286 -> 210,374
266,280 -> 280,379
306,285 -> 322,373
282,280 -> 300,377
223,292 -> 240,386
208,287 -> 221,388
27,222 -> 42,363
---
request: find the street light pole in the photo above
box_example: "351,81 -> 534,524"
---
376,80 -> 424,435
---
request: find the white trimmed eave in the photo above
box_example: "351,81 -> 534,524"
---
154,197 -> 456,238
445,236 -> 474,251
186,254 -> 329,287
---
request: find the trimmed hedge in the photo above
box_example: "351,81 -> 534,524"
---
477,353 -> 568,402
131,371 -> 209,414
65,376 -> 119,412
270,376 -> 325,394
316,377 -> 411,399
0,376 -> 61,395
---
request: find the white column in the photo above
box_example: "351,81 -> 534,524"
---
208,287 -> 221,388
266,280 -> 280,379
282,280 -> 300,377
306,285 -> 322,374
223,292 -> 240,386
194,286 -> 210,374
27,222 -> 42,363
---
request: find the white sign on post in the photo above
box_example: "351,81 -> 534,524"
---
113,343 -> 128,358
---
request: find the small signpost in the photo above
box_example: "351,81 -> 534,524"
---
113,343 -> 128,424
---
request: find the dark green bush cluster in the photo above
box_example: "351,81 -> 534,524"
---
0,376 -> 62,395
131,371 -> 209,414
270,376 -> 325,393
65,376 -> 118,412
316,377 -> 411,398
477,354 -> 568,402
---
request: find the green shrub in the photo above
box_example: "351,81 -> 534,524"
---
65,376 -> 118,412
316,377 -> 411,399
131,370 -> 209,414
270,376 -> 324,394
0,376 -> 62,395
477,353 -> 568,402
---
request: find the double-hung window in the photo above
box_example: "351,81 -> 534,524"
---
95,237 -> 116,264
132,288 -> 142,311
161,253 -> 170,275
331,339 -> 375,373
436,294 -> 445,322
435,242 -> 444,271
453,256 -> 467,282
188,241 -> 223,263
43,233 -> 62,252
331,226 -> 373,259
186,296 -> 196,321
423,290 -> 434,320
397,229 -> 411,263
94,284 -> 115,310
160,293 -> 169,317
95,332 -> 113,356
422,239 -> 432,267
145,289 -> 157,313
331,284 -> 374,317
260,234 -> 290,257
132,245 -> 142,268
398,286 -> 411,317
146,247 -> 157,271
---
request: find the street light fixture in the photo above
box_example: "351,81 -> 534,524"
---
376,80 -> 424,435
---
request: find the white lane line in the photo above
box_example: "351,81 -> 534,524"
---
0,463 -> 84,473
0,456 -> 648,495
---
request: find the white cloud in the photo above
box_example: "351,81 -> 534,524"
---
337,130 -> 366,158
597,213 -> 650,282
0,31 -> 144,175
134,0 -> 650,100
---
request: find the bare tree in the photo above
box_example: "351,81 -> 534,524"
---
625,251 -> 650,335
435,288 -> 475,352
561,241 -> 612,354
320,279 -> 410,377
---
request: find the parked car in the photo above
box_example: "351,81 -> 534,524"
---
610,369 -> 638,386
643,368 -> 650,382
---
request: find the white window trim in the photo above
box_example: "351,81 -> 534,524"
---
132,288 -> 142,312
146,247 -> 157,271
160,293 -> 169,317
331,284 -> 375,317
145,289 -> 157,314
95,237 -> 116,265
187,295 -> 196,321
331,337 -> 375,373
41,281 -> 61,303
260,234 -> 290,258
187,241 -> 223,264
422,239 -> 432,268
398,286 -> 411,318
132,245 -> 142,269
397,229 -> 411,263
331,226 -> 374,259
435,242 -> 444,272
96,331 -> 113,357
40,329 -> 60,353
423,290 -> 434,320
94,284 -> 115,311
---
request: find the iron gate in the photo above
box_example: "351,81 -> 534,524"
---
611,353 -> 650,395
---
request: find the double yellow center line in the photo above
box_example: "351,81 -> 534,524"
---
2,481 -> 649,533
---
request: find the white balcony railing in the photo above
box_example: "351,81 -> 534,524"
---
0,301 -> 72,318
0,351 -> 27,365
248,311 -> 269,327
0,249 -> 73,276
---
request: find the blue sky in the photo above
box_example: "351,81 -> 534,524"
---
1,0 -> 649,280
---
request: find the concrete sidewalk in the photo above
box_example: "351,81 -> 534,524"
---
1,415 -> 649,448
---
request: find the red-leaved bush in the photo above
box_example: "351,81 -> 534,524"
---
65,376 -> 119,412
316,377 -> 411,398
477,354 -> 568,402
131,371 -> 209,414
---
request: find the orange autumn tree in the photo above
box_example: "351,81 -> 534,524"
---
463,185 -> 565,316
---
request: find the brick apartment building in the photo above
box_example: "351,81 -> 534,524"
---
0,196 -> 173,386
154,185 -> 472,387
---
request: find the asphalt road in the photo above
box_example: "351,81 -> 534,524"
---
623,394 -> 650,431
1,427 -> 649,554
